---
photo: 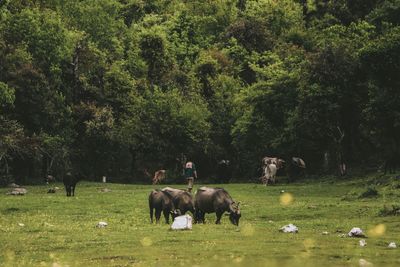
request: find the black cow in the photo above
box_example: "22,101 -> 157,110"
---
63,172 -> 80,197
148,189 -> 179,224
194,187 -> 241,226
161,187 -> 195,215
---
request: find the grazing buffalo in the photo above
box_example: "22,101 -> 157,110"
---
148,189 -> 179,224
194,187 -> 241,226
63,172 -> 81,197
162,187 -> 195,215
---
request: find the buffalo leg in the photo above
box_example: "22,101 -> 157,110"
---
215,210 -> 223,224
65,186 -> 71,196
155,209 -> 162,223
200,211 -> 205,224
150,206 -> 154,223
163,209 -> 170,224
194,209 -> 199,223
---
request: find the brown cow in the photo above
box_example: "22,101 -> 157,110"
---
262,156 -> 285,170
152,170 -> 166,185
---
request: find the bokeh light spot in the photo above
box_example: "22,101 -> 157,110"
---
368,224 -> 386,237
140,237 -> 153,247
280,192 -> 294,206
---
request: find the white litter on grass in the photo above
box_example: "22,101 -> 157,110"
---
388,242 -> 397,248
348,227 -> 366,237
171,215 -> 192,230
279,224 -> 298,233
44,222 -> 54,227
96,222 -> 108,228
322,231 -> 329,235
359,239 -> 367,247
18,223 -> 25,227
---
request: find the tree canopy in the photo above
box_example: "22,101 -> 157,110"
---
1,0 -> 399,184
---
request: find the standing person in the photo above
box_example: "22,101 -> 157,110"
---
184,160 -> 197,192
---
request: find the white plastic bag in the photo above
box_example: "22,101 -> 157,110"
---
279,224 -> 298,233
171,215 -> 192,230
96,221 -> 108,228
348,227 -> 366,237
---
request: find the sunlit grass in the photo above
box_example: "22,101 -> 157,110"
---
0,175 -> 399,266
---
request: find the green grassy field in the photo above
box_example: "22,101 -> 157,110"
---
1,175 -> 399,267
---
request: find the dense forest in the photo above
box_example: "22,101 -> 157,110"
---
0,0 -> 399,184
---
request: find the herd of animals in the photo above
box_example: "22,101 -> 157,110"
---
146,156 -> 304,226
46,154 -> 399,226
52,156 -> 304,226
149,186 -> 241,226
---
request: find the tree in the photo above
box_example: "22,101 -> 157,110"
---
361,26 -> 400,162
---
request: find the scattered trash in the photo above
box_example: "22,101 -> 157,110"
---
308,205 -> 317,209
54,187 -> 60,190
388,242 -> 397,248
171,215 -> 192,230
359,259 -> 373,267
7,188 -> 27,195
338,233 -> 346,238
359,239 -> 367,247
96,221 -> 108,228
268,220 -> 274,223
279,224 -> 298,233
44,222 -> 54,227
280,190 -> 285,193
322,231 -> 329,235
100,188 -> 112,193
18,223 -> 25,227
348,227 -> 366,238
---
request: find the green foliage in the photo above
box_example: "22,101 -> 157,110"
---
0,82 -> 15,108
0,0 -> 399,182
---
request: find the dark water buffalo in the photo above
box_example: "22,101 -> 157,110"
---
148,189 -> 179,224
162,187 -> 195,215
194,187 -> 241,226
63,172 -> 81,197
